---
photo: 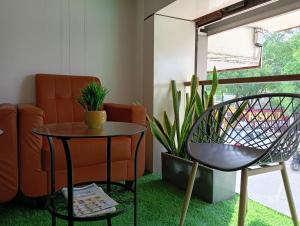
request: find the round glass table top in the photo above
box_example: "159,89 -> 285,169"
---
33,122 -> 146,138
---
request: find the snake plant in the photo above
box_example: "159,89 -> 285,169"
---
148,67 -> 246,158
147,67 -> 217,158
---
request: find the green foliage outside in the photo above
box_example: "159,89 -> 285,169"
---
207,28 -> 300,99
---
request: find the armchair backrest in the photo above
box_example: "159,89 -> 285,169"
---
36,74 -> 100,123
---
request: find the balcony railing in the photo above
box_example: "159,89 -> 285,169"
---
184,74 -> 300,98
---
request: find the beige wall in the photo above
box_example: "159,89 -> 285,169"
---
143,16 -> 155,172
0,0 -> 137,104
144,0 -> 176,19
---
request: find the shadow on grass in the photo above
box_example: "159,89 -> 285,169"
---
0,194 -> 49,226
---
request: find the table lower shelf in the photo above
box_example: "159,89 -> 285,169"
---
46,181 -> 135,222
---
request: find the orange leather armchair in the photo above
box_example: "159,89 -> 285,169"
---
18,74 -> 146,197
0,104 -> 18,202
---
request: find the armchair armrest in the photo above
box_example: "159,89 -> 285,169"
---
104,103 -> 147,179
104,103 -> 146,125
18,103 -> 45,156
18,104 -> 46,195
0,104 -> 18,202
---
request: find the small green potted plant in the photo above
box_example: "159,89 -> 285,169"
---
78,82 -> 109,129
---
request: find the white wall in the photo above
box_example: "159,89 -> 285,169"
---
0,0 -> 137,104
152,15 -> 195,172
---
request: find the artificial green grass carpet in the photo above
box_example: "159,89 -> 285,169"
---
0,174 -> 295,226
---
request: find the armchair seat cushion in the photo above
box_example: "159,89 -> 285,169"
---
42,136 -> 131,171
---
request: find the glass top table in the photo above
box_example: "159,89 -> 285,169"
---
33,121 -> 145,138
33,121 -> 146,226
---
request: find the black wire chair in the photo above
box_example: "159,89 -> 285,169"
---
179,93 -> 300,226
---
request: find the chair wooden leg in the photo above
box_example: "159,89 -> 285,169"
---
179,161 -> 198,226
238,169 -> 248,226
280,162 -> 299,226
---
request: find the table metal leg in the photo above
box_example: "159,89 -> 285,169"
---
134,132 -> 145,226
107,136 -> 112,226
48,137 -> 56,226
107,137 -> 112,192
62,139 -> 74,226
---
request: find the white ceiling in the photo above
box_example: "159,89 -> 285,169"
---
158,0 -> 242,20
158,0 -> 300,32
248,9 -> 300,31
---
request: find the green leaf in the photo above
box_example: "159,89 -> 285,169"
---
148,118 -> 171,152
177,91 -> 182,111
178,105 -> 194,155
170,121 -> 176,142
153,117 -> 177,152
78,82 -> 109,111
207,66 -> 218,108
189,75 -> 199,109
163,111 -> 172,136
195,93 -> 204,119
171,80 -> 181,146
220,101 -> 248,140
229,101 -> 248,125
215,107 -> 226,140
204,91 -> 209,108
185,93 -> 190,117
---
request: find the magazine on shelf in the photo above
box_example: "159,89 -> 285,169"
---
61,183 -> 119,217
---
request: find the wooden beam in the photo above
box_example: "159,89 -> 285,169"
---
195,0 -> 272,28
195,11 -> 223,28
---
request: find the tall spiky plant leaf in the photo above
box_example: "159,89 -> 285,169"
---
163,111 -> 172,136
229,101 -> 248,125
153,117 -> 175,150
170,121 -> 176,143
204,91 -> 209,108
177,91 -> 182,110
214,107 -> 226,141
178,105 -> 194,156
171,80 -> 181,146
189,75 -> 199,108
185,93 -> 190,117
148,118 -> 172,153
206,66 -> 218,108
195,93 -> 204,119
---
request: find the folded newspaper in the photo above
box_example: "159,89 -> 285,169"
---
62,183 -> 119,217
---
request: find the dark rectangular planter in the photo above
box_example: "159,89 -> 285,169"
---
161,152 -> 236,203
